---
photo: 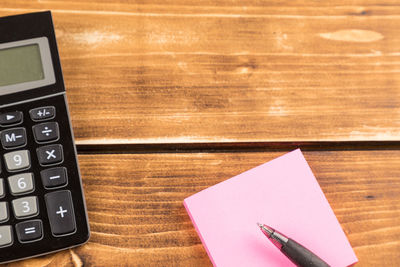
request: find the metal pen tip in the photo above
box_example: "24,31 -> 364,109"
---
257,223 -> 274,235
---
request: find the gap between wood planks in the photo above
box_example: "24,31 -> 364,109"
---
76,141 -> 400,154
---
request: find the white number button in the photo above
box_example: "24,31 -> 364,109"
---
0,226 -> 12,247
0,202 -> 8,223
4,150 -> 30,171
8,173 -> 34,195
12,196 -> 38,219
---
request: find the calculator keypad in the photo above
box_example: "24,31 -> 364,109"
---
0,98 -> 89,264
1,106 -> 68,231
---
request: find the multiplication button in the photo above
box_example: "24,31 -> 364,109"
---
37,144 -> 63,166
45,190 -> 76,236
15,220 -> 43,243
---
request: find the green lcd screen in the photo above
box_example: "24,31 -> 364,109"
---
0,44 -> 45,87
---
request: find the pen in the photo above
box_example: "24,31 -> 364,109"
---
257,223 -> 331,267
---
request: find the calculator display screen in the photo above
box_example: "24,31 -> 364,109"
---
0,37 -> 55,96
0,44 -> 45,87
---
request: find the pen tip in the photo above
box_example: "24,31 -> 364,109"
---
257,223 -> 274,235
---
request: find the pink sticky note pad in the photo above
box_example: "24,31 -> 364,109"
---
184,149 -> 358,267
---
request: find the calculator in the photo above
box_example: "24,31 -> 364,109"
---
0,11 -> 90,263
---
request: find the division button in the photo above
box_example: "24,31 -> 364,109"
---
12,196 -> 39,219
15,220 -> 43,243
0,226 -> 13,248
45,190 -> 76,236
0,128 -> 27,149
37,144 -> 63,166
0,202 -> 9,223
4,150 -> 31,172
8,173 -> 35,195
29,107 -> 55,121
0,111 -> 23,126
41,167 -> 68,189
33,122 -> 59,143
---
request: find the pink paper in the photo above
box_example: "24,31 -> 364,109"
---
184,149 -> 358,267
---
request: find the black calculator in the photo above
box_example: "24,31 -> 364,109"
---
0,11 -> 90,263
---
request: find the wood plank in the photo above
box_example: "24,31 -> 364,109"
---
4,151 -> 399,266
1,7 -> 400,143
3,1 -> 400,16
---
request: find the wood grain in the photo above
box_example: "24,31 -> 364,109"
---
1,3 -> 400,266
4,151 -> 399,266
2,4 -> 400,143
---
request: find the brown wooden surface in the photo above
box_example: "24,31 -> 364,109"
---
3,151 -> 400,267
1,1 -> 400,266
2,2 -> 400,143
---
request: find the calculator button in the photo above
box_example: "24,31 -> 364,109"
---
8,173 -> 34,195
12,196 -> 39,219
4,150 -> 31,172
41,167 -> 68,189
45,190 -> 76,236
1,128 -> 27,149
33,122 -> 59,143
0,202 -> 8,223
15,220 -> 43,243
29,107 -> 55,121
0,179 -> 4,198
37,144 -> 63,166
0,226 -> 13,248
0,111 -> 22,126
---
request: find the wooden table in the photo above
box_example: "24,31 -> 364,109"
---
2,1 -> 400,266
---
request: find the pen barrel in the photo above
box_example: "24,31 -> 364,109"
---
281,239 -> 331,267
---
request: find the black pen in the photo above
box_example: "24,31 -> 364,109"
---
257,223 -> 331,267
